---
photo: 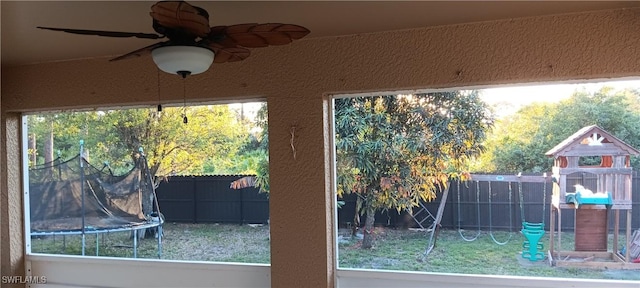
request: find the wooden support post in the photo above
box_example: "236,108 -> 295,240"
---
549,206 -> 555,259
558,207 -> 562,254
559,178 -> 566,200
614,210 -> 619,257
626,210 -> 632,262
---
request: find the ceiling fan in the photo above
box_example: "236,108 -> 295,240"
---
37,1 -> 311,77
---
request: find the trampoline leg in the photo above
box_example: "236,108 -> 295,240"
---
133,229 -> 138,258
157,225 -> 163,259
82,234 -> 86,256
96,233 -> 99,256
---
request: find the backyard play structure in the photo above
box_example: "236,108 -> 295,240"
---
546,125 -> 640,268
415,173 -> 551,260
458,174 -> 550,261
28,143 -> 163,257
417,125 -> 640,268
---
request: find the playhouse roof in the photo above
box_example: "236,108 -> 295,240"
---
545,125 -> 640,157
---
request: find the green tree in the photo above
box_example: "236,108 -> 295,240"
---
479,88 -> 640,172
473,102 -> 557,172
252,104 -> 270,192
28,112 -> 104,165
235,103 -> 269,192
334,91 -> 494,248
27,104 -> 257,179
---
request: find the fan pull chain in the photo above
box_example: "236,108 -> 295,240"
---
182,79 -> 188,124
157,69 -> 162,112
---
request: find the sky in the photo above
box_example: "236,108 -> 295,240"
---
480,78 -> 640,117
228,78 -> 640,120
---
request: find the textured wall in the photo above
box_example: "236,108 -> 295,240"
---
2,8 -> 640,288
0,114 -> 24,288
4,8 -> 640,112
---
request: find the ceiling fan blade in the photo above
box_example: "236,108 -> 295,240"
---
213,47 -> 251,63
109,42 -> 167,61
209,23 -> 310,48
37,26 -> 162,39
150,1 -> 210,38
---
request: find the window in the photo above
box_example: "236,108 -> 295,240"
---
24,102 -> 271,264
333,79 -> 640,281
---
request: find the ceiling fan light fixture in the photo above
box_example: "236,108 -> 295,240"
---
151,45 -> 214,76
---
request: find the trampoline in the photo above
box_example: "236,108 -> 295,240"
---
28,147 -> 163,258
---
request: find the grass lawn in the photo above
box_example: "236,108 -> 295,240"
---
338,227 -> 639,280
30,223 -> 640,281
30,223 -> 271,263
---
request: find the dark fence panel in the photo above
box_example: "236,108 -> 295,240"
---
337,193 -> 413,229
156,175 -> 269,224
155,177 -> 197,222
158,173 -> 639,231
338,172 -> 640,232
452,179 -> 552,231
242,187 -> 270,223
195,176 -> 241,223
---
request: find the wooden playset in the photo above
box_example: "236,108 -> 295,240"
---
546,125 -> 640,268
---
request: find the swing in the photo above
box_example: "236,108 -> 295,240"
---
518,175 -> 547,261
518,177 -> 547,229
457,180 -> 481,242
488,180 -> 513,245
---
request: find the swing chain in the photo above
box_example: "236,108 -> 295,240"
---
489,180 -> 513,245
476,180 -> 481,231
457,179 -> 481,242
518,178 -> 525,226
541,174 -> 547,225
518,173 -> 548,227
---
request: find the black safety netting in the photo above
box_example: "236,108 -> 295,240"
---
29,154 -> 158,233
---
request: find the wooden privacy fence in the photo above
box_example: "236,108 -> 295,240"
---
155,175 -> 269,224
157,173 -> 640,231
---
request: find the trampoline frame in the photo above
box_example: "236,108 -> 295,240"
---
31,219 -> 163,258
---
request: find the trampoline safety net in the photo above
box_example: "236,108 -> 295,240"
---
29,154 -> 158,233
